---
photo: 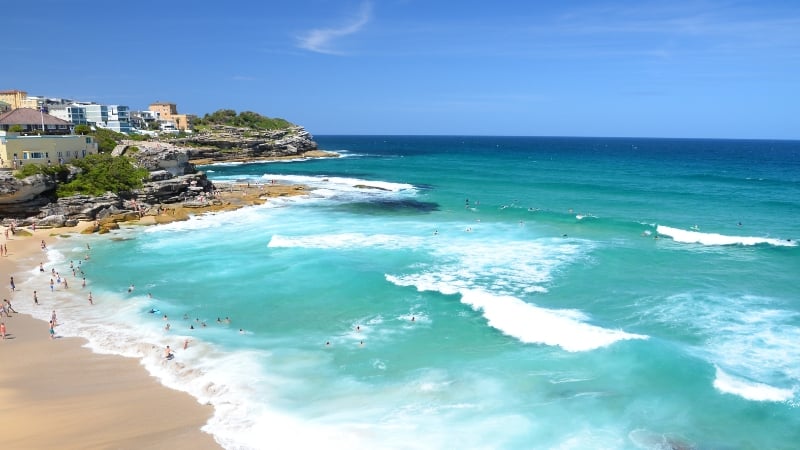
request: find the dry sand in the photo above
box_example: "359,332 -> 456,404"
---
0,182 -> 303,450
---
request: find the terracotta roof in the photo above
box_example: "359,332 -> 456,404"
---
0,107 -> 71,126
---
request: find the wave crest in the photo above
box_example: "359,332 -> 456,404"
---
656,225 -> 796,247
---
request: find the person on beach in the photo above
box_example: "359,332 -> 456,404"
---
0,322 -> 5,340
164,345 -> 174,360
4,299 -> 17,313
49,320 -> 55,339
88,292 -> 93,305
51,310 -> 57,326
39,262 -> 45,272
10,276 -> 15,292
33,291 -> 38,305
183,338 -> 190,350
50,278 -> 54,292
41,240 -> 47,250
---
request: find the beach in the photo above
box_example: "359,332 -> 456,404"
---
0,182 -> 303,449
0,223 -> 221,449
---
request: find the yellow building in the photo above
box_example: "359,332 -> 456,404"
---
0,108 -> 98,169
149,101 -> 192,131
0,90 -> 28,110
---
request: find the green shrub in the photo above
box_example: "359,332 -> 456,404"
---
195,109 -> 294,130
56,154 -> 149,197
14,163 -> 71,181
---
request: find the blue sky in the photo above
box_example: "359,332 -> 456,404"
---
5,0 -> 799,139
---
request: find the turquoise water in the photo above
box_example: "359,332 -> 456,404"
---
19,136 -> 800,449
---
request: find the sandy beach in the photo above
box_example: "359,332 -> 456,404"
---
0,182 -> 299,449
0,224 -> 221,449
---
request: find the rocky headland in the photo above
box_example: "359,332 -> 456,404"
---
0,124 -> 334,232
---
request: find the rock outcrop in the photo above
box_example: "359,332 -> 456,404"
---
0,171 -> 57,217
176,125 -> 324,163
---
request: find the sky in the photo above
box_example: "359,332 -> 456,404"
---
4,0 -> 799,139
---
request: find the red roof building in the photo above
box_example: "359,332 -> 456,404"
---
0,107 -> 72,135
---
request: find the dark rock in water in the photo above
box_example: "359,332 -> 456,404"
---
353,184 -> 390,191
340,199 -> 440,215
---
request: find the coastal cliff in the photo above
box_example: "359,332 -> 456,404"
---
0,122 -> 334,229
175,124 -> 335,164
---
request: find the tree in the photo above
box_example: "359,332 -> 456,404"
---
8,125 -> 23,133
74,124 -> 91,135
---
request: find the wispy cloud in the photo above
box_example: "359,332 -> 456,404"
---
298,1 -> 372,55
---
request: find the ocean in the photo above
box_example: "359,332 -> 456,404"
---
17,136 -> 800,449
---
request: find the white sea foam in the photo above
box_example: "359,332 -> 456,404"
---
649,292 -> 800,403
387,275 -> 646,352
260,173 -> 415,193
713,366 -> 795,402
656,225 -> 796,247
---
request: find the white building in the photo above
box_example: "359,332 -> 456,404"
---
48,104 -> 88,126
83,104 -> 132,133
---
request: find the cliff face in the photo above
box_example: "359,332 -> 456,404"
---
0,171 -> 57,217
177,125 -> 320,163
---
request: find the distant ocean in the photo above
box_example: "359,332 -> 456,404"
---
18,136 -> 800,449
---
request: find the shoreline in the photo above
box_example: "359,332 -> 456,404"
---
0,182 -> 307,449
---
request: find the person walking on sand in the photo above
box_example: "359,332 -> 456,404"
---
49,320 -> 55,339
4,299 -> 17,313
33,290 -> 39,306
1,322 -> 6,340
9,277 -> 14,292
